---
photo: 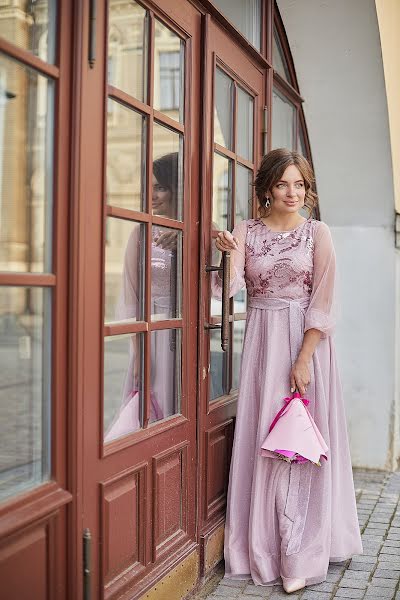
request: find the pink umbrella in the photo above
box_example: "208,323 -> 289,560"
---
260,392 -> 328,466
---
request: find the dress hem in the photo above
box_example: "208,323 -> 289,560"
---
224,554 -> 358,587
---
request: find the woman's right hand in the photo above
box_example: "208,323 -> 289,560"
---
215,230 -> 239,253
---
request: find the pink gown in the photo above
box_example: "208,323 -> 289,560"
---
105,224 -> 176,441
211,217 -> 362,586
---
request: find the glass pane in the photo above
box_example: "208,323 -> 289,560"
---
237,87 -> 254,161
298,126 -> 307,157
209,328 -> 229,401
236,164 -> 253,222
0,287 -> 51,502
210,245 -> 223,319
105,219 -> 145,323
273,32 -> 291,83
232,319 -> 246,390
0,2 -> 57,64
233,168 -> 250,316
234,285 -> 247,315
212,0 -> 261,51
210,296 -> 222,320
0,55 -> 54,273
151,225 -> 182,321
108,0 -> 148,102
214,68 -> 233,150
107,101 -> 146,211
212,153 -> 232,232
233,163 -> 248,328
272,89 -> 295,151
208,248 -> 243,398
234,165 -> 251,311
154,20 -> 184,123
299,204 -> 309,219
104,333 -> 144,442
152,124 -> 183,220
297,127 -> 310,218
150,328 -> 181,423
210,245 -> 247,318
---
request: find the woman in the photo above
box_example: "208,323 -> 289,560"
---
212,148 -> 362,593
105,152 -> 180,441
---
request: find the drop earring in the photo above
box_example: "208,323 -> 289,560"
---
265,196 -> 271,208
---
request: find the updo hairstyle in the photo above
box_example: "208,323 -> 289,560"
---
253,148 -> 318,218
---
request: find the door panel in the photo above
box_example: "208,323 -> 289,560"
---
0,0 -> 72,596
100,466 -> 147,595
79,1 -> 201,598
199,16 -> 266,562
152,442 -> 188,561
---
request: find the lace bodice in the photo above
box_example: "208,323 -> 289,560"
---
244,218 -> 316,299
211,218 -> 337,337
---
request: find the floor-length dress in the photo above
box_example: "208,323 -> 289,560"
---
104,224 -> 176,441
211,217 -> 363,586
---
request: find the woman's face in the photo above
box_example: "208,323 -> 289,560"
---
152,174 -> 172,216
268,164 -> 306,215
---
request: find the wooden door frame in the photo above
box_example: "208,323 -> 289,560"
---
68,1 -> 202,598
68,0 -> 87,598
0,1 -> 73,598
196,13 -> 266,576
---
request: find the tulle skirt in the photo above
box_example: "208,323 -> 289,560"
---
224,298 -> 363,586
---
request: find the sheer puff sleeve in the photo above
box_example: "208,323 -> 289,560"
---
211,219 -> 247,300
304,221 -> 337,338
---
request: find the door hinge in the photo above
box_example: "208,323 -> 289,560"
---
88,0 -> 97,68
83,528 -> 91,600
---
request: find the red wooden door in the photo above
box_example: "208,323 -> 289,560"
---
198,15 -> 266,562
73,1 -> 203,598
0,2 -> 73,598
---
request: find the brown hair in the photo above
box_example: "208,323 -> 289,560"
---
254,148 -> 318,218
153,152 -> 179,198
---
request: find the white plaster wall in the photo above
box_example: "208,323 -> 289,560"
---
395,249 -> 400,468
277,0 -> 397,468
333,226 -> 395,469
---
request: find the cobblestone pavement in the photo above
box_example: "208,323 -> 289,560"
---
197,469 -> 400,600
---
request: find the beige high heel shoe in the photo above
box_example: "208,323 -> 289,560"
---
281,576 -> 306,593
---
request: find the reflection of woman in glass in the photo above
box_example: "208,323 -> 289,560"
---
105,153 -> 179,442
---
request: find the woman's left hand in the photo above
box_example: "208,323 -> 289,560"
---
154,230 -> 178,250
290,357 -> 311,396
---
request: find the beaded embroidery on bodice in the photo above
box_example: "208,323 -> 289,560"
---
244,218 -> 319,300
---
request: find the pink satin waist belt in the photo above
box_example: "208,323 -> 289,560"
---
248,296 -> 310,310
248,296 -> 310,365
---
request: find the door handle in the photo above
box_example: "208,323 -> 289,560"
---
205,251 -> 230,351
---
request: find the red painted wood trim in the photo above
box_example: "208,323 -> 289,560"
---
153,108 -> 185,134
0,483 -> 72,539
106,205 -> 151,223
108,84 -> 152,115
150,319 -> 183,330
151,215 -> 185,230
0,38 -> 60,78
104,321 -> 149,337
0,273 -> 56,286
